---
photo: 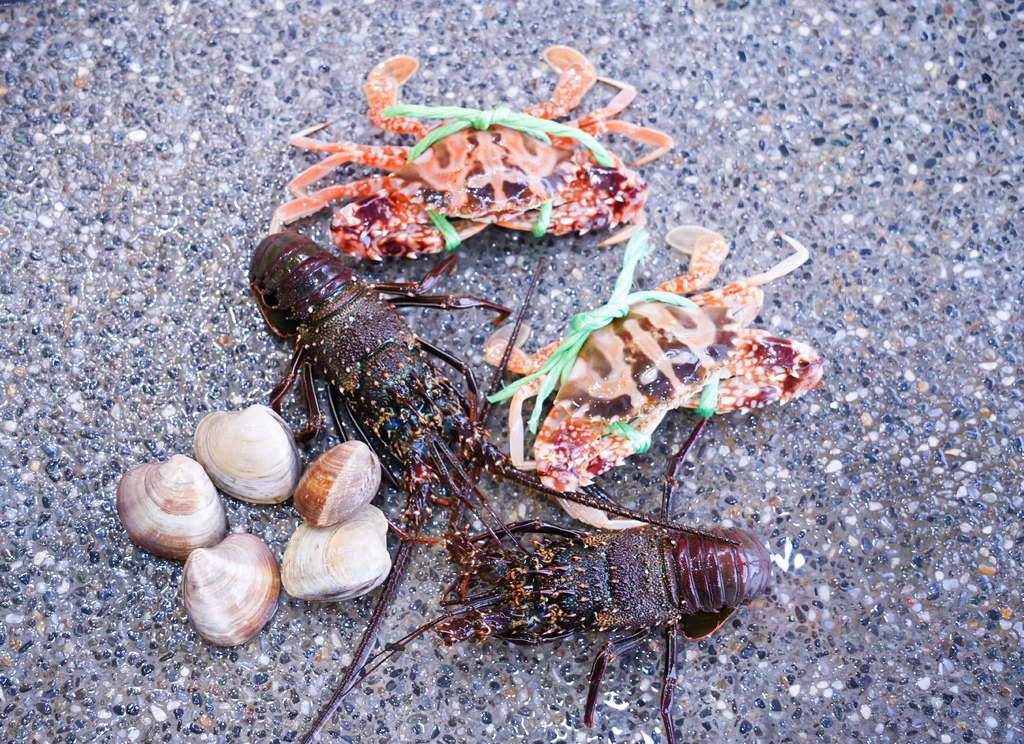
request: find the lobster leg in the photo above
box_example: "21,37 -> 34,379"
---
268,343 -> 306,414
370,254 -> 459,295
327,386 -> 401,490
584,630 -> 650,727
388,294 -> 511,319
418,339 -> 481,423
660,625 -> 681,744
294,362 -> 324,443
497,519 -> 584,540
661,417 -> 710,519
269,344 -> 324,442
372,255 -> 511,318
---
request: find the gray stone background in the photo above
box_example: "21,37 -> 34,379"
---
1,0 -> 1021,742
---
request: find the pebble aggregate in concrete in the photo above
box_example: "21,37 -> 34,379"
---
1,1 -> 1022,743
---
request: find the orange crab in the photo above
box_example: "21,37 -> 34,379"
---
269,46 -> 673,259
485,226 -> 824,528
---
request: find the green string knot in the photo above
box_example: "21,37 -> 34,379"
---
382,104 -> 615,167
605,422 -> 652,453
487,229 -> 703,434
426,210 -> 461,251
694,369 -> 721,418
532,200 -> 554,237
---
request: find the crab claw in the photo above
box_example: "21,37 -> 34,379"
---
330,193 -> 434,260
534,409 -> 630,493
542,46 -> 591,73
366,55 -> 420,92
786,346 -> 824,401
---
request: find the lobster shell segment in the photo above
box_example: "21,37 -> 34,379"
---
250,232 -> 358,334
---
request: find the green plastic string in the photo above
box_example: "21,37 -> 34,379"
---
694,369 -> 721,418
487,229 -> 700,434
383,104 -> 615,167
426,210 -> 461,251
605,421 -> 652,453
532,199 -> 554,237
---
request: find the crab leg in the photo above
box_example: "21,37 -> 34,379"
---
572,80 -> 638,127
287,128 -> 411,194
653,226 -> 732,295
560,69 -> 674,167
523,46 -> 597,120
585,120 -> 674,167
269,178 -> 399,233
495,196 -> 643,241
682,233 -> 809,323
550,117 -> 673,168
596,220 -> 645,247
483,323 -> 558,375
364,55 -> 432,137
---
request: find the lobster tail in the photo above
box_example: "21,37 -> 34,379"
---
250,232 -> 358,335
670,527 -> 770,631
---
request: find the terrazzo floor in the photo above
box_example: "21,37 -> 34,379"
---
1,1 -> 1022,742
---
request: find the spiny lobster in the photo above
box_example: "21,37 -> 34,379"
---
248,231 -> 728,741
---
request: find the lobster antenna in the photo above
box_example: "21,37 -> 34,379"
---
330,595 -> 498,705
430,439 -> 530,556
480,258 -> 545,427
482,448 -> 739,545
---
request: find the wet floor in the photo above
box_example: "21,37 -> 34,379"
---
1,1 -> 1022,742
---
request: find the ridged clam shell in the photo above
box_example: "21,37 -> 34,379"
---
281,505 -> 391,601
194,404 -> 302,504
182,533 -> 280,647
116,455 -> 227,560
293,442 -> 381,526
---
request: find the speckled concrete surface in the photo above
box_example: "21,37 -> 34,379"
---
1,1 -> 1022,742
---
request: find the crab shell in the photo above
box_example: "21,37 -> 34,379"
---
331,128 -> 647,256
534,301 -> 822,492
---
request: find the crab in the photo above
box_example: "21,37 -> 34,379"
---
484,226 -> 824,528
269,46 -> 673,259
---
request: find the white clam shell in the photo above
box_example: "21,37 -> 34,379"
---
116,455 -> 227,560
293,441 -> 381,526
194,404 -> 302,504
182,533 -> 280,647
281,505 -> 391,601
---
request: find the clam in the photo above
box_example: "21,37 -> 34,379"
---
293,441 -> 381,526
281,505 -> 391,601
181,533 -> 280,647
116,455 -> 227,560
193,404 -> 302,504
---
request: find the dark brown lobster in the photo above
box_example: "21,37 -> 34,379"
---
248,232 -> 727,742
349,521 -> 770,744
